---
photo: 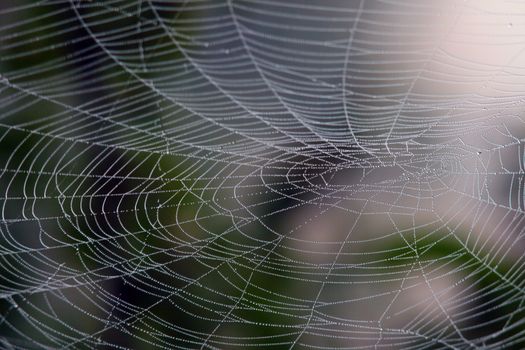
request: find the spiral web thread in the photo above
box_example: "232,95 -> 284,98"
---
1,0 -> 525,349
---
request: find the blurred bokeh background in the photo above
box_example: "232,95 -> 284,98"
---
1,1 -> 525,349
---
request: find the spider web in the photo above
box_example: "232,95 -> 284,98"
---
1,0 -> 525,349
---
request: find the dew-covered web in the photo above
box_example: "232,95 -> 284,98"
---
1,0 -> 525,349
